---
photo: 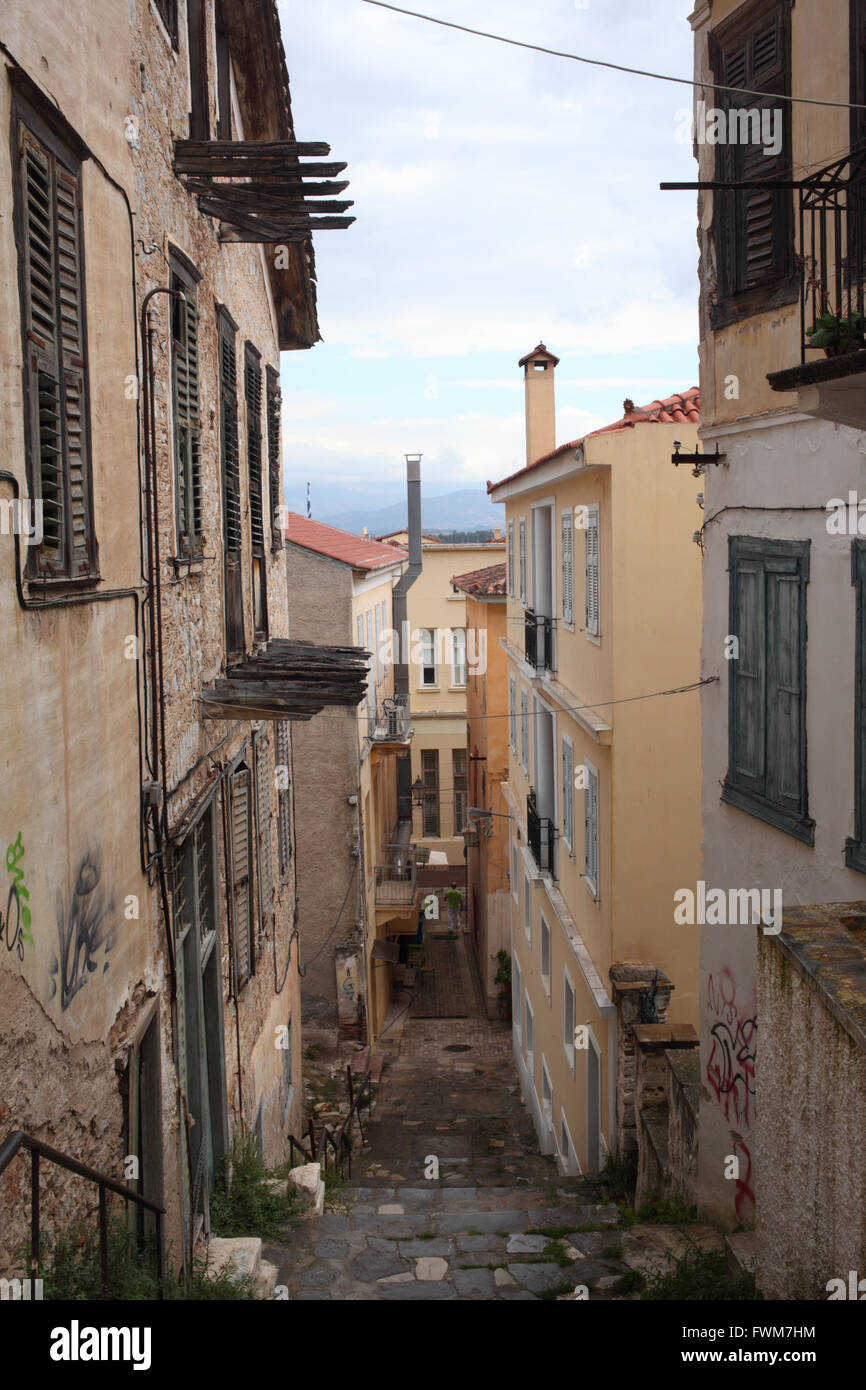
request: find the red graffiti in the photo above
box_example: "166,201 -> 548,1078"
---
706,970 -> 757,1127
733,1139 -> 754,1217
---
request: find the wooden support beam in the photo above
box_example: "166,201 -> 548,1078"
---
175,155 -> 348,178
185,178 -> 351,198
175,138 -> 332,157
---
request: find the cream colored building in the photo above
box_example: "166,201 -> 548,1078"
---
377,532 -> 506,864
489,344 -> 703,1175
686,0 -> 866,1258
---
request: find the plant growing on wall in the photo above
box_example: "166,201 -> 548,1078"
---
494,949 -> 512,1023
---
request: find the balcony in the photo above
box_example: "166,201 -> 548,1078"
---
527,790 -> 556,877
524,609 -> 555,673
374,836 -> 422,926
200,638 -> 369,721
767,146 -> 866,428
368,694 -> 412,747
173,138 -> 354,244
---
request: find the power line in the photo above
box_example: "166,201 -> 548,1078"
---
360,1 -> 866,112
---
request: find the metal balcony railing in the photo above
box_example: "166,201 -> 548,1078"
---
524,609 -> 555,673
374,853 -> 418,907
527,789 -> 556,877
369,693 -> 411,743
797,146 -> 866,363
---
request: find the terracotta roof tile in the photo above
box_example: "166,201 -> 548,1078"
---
451,563 -> 507,597
285,512 -> 406,570
487,387 -> 700,493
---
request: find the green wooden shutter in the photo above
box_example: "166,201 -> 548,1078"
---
172,281 -> 201,552
255,731 -> 274,929
765,559 -> 804,816
729,551 -> 766,795
245,353 -> 264,552
230,768 -> 253,988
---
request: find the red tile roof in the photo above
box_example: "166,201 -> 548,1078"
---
451,563 -> 507,597
487,387 -> 701,493
285,512 -> 406,570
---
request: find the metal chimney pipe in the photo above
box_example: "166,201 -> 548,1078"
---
392,454 -> 422,699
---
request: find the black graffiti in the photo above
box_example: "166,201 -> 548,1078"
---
48,854 -> 115,1011
0,883 -> 25,962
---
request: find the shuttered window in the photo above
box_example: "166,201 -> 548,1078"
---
507,520 -> 515,598
421,749 -> 440,837
420,628 -> 436,686
171,263 -> 203,557
16,113 -> 95,580
518,519 -> 527,604
710,0 -> 794,325
509,676 -> 517,752
452,747 -> 467,834
561,736 -> 574,852
584,761 -> 599,896
171,803 -> 216,945
254,729 -> 274,936
245,345 -> 268,640
561,511 -> 574,625
723,536 -> 813,843
520,688 -> 529,771
220,322 -> 241,554
266,365 -> 282,550
847,541 -> 866,873
585,505 -> 599,637
229,766 -> 254,989
155,0 -> 179,46
275,720 -> 293,878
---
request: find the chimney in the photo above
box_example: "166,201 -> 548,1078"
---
519,343 -> 559,467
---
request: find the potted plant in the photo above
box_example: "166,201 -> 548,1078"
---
806,309 -> 866,356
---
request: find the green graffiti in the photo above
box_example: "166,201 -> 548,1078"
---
5,832 -> 33,945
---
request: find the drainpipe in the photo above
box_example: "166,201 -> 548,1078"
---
391,454 -> 422,823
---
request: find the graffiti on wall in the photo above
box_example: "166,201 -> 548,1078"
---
732,1138 -> 754,1218
705,968 -> 757,1129
0,833 -> 33,961
48,854 -> 115,1014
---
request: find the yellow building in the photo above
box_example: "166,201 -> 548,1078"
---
488,344 -> 703,1175
377,532 -> 506,864
451,562 -> 510,1018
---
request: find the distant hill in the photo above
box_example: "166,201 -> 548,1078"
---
320,488 -> 499,537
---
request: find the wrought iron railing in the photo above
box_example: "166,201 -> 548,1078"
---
374,852 -> 418,905
369,693 -> 411,742
289,1064 -> 374,1183
797,146 -> 866,362
524,609 -> 555,672
527,789 -> 556,877
0,1129 -> 165,1298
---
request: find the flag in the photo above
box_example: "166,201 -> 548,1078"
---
306,482 -> 311,519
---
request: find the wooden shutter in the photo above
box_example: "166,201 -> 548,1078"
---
585,509 -> 599,635
508,521 -> 515,598
764,559 -> 805,817
230,768 -> 253,988
562,737 -> 573,848
255,730 -> 274,930
266,366 -> 282,549
220,328 -> 241,553
713,2 -> 792,302
19,125 -> 94,577
172,278 -> 202,551
275,720 -> 292,878
245,352 -> 265,553
521,689 -> 529,768
561,512 -> 574,624
422,749 -> 439,836
585,765 -> 598,890
509,677 -> 516,751
519,520 -> 526,603
729,551 -> 766,795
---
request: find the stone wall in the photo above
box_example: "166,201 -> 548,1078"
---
609,965 -> 672,1162
632,1024 -> 699,1210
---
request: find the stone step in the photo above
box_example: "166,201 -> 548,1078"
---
207,1236 -> 262,1288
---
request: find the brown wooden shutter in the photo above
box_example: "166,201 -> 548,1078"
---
245,353 -> 264,553
20,125 -> 93,577
275,720 -> 292,877
255,731 -> 274,930
230,768 -> 253,988
220,328 -> 241,553
266,366 -> 282,550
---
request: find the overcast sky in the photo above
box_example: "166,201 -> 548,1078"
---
278,0 -> 701,516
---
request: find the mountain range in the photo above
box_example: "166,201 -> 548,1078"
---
293,487 -> 501,537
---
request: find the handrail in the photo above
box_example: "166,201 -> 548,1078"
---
0,1129 -> 165,1297
306,1064 -> 373,1183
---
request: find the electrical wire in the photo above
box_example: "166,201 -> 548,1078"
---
300,862 -> 359,974
360,1 -> 866,112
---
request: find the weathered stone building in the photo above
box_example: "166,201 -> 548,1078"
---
0,0 -> 358,1277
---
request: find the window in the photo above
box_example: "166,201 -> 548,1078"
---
172,803 -> 218,946
451,629 -> 467,687
524,992 -> 534,1068
564,972 -> 575,1072
561,736 -> 574,853
540,914 -> 550,997
275,720 -> 292,878
561,510 -> 574,625
509,677 -> 517,752
154,0 -> 179,44
519,519 -> 527,604
453,747 -> 468,833
215,0 -> 232,139
511,840 -> 519,901
187,0 -> 209,141
723,536 -> 812,843
266,366 -> 282,551
710,0 -> 794,326
585,504 -> 599,638
421,749 -> 440,837
560,1109 -> 579,1175
520,688 -> 529,771
219,310 -> 244,657
507,520 -> 515,598
254,728 -> 274,938
512,955 -> 522,1041
171,264 -> 203,557
584,759 -> 599,897
15,103 -> 96,581
245,345 -> 268,640
420,628 -> 436,686
523,873 -> 531,943
229,765 -> 254,989
541,1058 -> 553,1129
